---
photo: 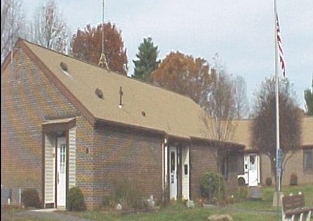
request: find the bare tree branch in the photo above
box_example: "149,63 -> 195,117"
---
28,0 -> 70,53
251,77 -> 302,184
1,0 -> 25,63
201,55 -> 237,180
233,75 -> 249,119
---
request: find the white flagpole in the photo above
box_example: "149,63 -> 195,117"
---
274,0 -> 281,210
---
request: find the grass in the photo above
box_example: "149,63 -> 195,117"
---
66,202 -> 281,221
2,184 -> 312,221
1,206 -> 58,221
57,184 -> 313,221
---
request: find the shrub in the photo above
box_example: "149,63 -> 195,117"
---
101,195 -> 115,209
237,177 -> 246,186
200,171 -> 226,205
289,173 -> 298,186
114,178 -> 146,209
67,186 -> 86,211
265,177 -> 272,186
21,188 -> 40,208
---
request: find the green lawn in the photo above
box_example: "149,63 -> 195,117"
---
263,184 -> 313,205
69,202 -> 281,221
2,184 -> 312,221
66,184 -> 313,221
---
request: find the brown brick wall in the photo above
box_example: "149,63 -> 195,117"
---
1,51 -> 78,205
93,124 -> 163,209
260,154 -> 272,185
74,117 -> 96,209
260,151 -> 313,186
283,150 -> 313,185
227,152 -> 241,193
189,142 -> 218,201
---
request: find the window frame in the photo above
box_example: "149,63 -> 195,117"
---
303,149 -> 313,172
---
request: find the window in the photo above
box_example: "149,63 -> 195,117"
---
303,149 -> 313,172
60,144 -> 66,173
236,155 -> 244,174
171,151 -> 175,172
220,160 -> 228,180
250,155 -> 255,164
184,164 -> 188,175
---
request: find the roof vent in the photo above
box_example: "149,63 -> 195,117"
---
60,62 -> 68,72
95,88 -> 104,99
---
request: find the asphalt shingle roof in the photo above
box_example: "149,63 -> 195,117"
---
21,39 -> 210,140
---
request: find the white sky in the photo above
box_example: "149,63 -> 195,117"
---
23,0 -> 313,110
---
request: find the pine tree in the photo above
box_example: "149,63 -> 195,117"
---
132,37 -> 160,82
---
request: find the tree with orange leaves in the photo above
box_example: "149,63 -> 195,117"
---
151,51 -> 216,106
71,22 -> 128,75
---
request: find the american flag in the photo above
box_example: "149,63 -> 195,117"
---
276,13 -> 285,76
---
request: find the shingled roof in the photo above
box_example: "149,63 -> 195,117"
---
232,117 -> 313,149
9,39 -> 211,140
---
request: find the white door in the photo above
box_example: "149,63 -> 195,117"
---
169,147 -> 177,200
243,155 -> 249,184
57,137 -> 66,207
248,154 -> 258,186
181,147 -> 190,200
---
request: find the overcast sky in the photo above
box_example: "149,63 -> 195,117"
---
23,0 -> 313,110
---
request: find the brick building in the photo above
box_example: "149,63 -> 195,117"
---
2,39 -> 312,210
1,39 -> 243,209
233,118 -> 313,187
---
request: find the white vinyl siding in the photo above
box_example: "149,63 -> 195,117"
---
182,147 -> 190,200
68,127 -> 76,188
164,144 -> 168,188
44,135 -> 55,204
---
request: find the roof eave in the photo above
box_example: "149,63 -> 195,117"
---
95,117 -> 166,136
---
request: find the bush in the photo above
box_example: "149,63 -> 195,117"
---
101,195 -> 117,209
21,188 -> 40,208
237,177 -> 246,186
289,173 -> 298,186
67,186 -> 86,211
265,177 -> 272,186
114,178 -> 146,209
200,171 -> 226,205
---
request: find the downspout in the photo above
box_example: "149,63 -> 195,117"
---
162,139 -> 164,199
42,132 -> 45,208
162,138 -> 168,202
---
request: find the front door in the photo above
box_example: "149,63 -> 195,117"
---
248,154 -> 259,186
169,147 -> 177,200
57,137 -> 66,207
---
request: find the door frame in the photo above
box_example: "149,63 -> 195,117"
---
169,146 -> 178,200
42,118 -> 76,209
248,154 -> 259,186
56,136 -> 67,208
